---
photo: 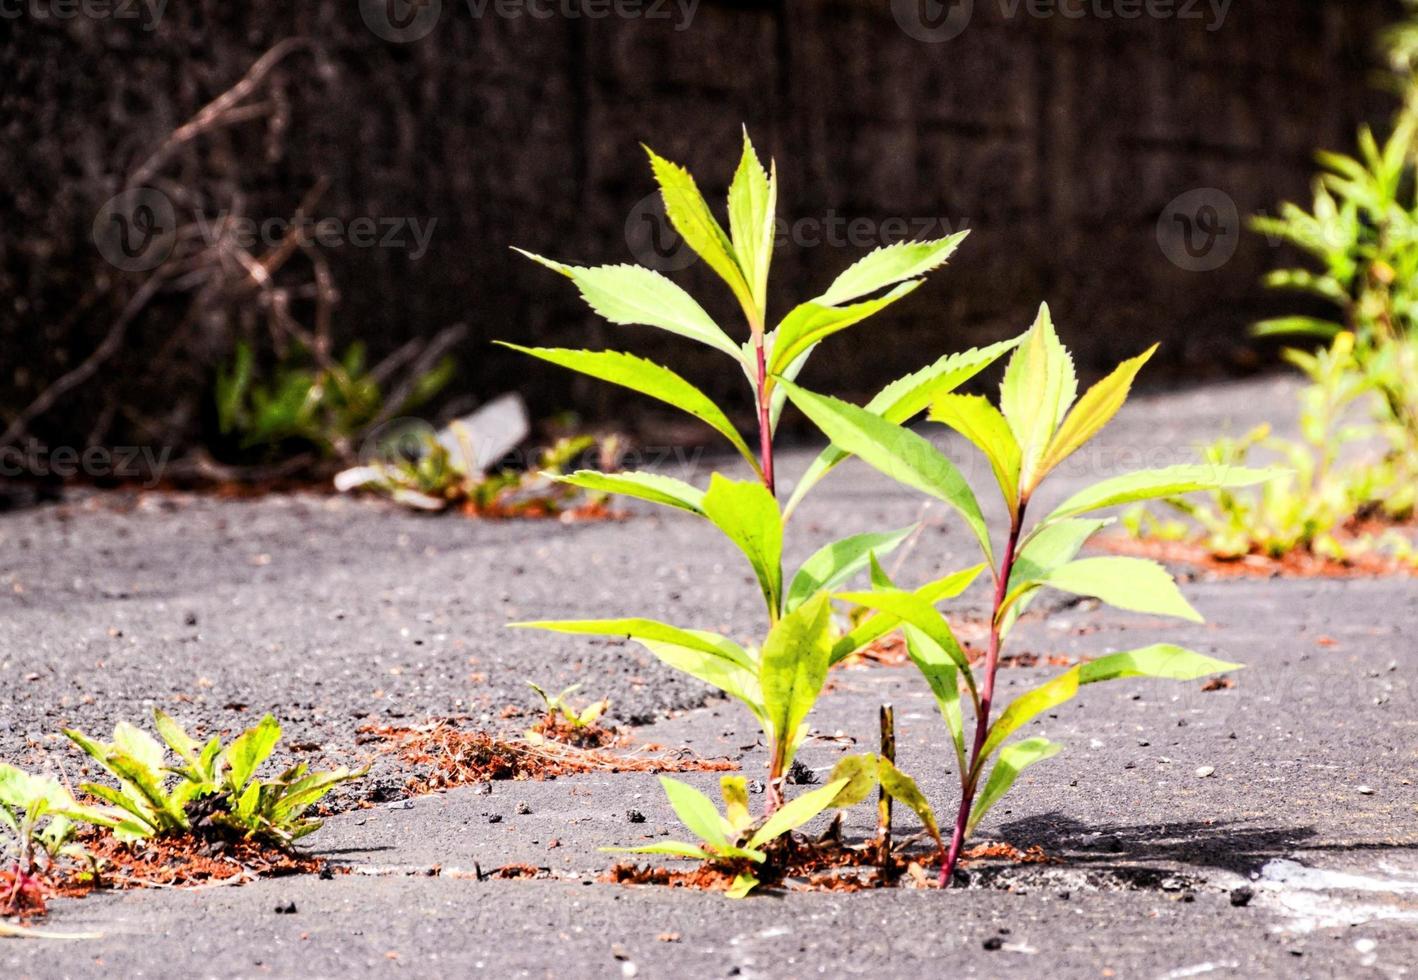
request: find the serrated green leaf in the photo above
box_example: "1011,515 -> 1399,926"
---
768,281 -> 922,377
903,625 -> 965,774
876,757 -> 940,845
967,738 -> 1061,836
551,470 -> 704,515
112,722 -> 165,776
728,130 -> 776,317
702,474 -> 784,616
747,778 -> 851,849
978,668 -> 1081,765
1045,464 -> 1282,521
639,638 -> 767,724
784,525 -> 915,613
1038,344 -> 1157,477
817,233 -> 969,306
930,393 -> 1021,509
645,145 -> 755,320
779,380 -> 992,563
513,251 -> 738,357
1040,556 -> 1202,622
759,595 -> 834,769
1079,644 -> 1241,684
498,345 -> 760,473
659,776 -> 729,849
1000,305 -> 1077,493
783,338 -> 1020,517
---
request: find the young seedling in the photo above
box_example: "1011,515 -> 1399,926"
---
782,305 -> 1277,884
65,711 -> 365,848
0,765 -> 115,914
504,129 -> 1017,836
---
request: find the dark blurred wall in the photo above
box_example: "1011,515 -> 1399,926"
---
0,0 -> 1401,451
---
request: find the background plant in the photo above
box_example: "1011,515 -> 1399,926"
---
782,306 -> 1273,884
504,130 -> 1016,850
66,711 -> 364,849
1,765 -> 118,914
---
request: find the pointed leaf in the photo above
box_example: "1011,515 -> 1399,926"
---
645,146 -> 754,317
602,840 -> 713,860
768,281 -> 922,377
903,625 -> 965,774
832,564 -> 985,663
222,715 -> 280,792
1079,644 -> 1241,684
817,233 -> 969,306
930,393 -> 1020,508
1046,464 -> 1282,521
979,668 -> 1081,765
638,639 -> 767,723
785,525 -> 915,613
967,738 -> 1061,835
1000,518 -> 1111,634
701,474 -> 783,615
783,338 -> 1020,517
876,758 -> 940,845
779,380 -> 992,563
497,345 -> 759,472
759,595 -> 834,762
1038,344 -> 1157,477
727,131 -> 776,316
510,617 -> 754,671
151,710 -> 199,767
747,778 -> 851,848
1000,305 -> 1077,493
513,251 -> 737,357
551,470 -> 704,515
825,754 -> 881,809
836,589 -> 974,681
659,776 -> 729,849
1040,556 -> 1202,622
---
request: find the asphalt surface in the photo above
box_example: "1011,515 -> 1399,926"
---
2,375 -> 1417,978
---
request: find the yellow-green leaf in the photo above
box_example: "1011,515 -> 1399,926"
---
768,282 -> 922,377
999,304 -> 1077,494
727,130 -> 776,319
967,738 -> 1061,836
1037,344 -> 1157,476
930,393 -> 1021,510
702,475 -> 784,617
758,595 -> 834,767
1040,556 -> 1202,623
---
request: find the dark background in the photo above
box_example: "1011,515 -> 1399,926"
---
0,0 -> 1401,457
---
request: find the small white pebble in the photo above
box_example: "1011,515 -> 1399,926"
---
1358,785 -> 1375,795
621,963 -> 639,978
1355,938 -> 1378,954
1195,766 -> 1216,778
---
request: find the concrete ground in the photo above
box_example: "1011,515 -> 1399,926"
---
2,376 -> 1416,978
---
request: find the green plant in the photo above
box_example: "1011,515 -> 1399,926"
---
216,340 -> 454,459
65,711 -> 365,848
1,765 -> 116,914
340,431 -> 601,515
505,129 -> 1018,833
526,681 -> 609,733
1128,332 -> 1416,563
780,306 -> 1274,884
606,774 -> 850,897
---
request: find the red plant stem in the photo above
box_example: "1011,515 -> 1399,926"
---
939,506 -> 1025,886
755,337 -> 775,496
